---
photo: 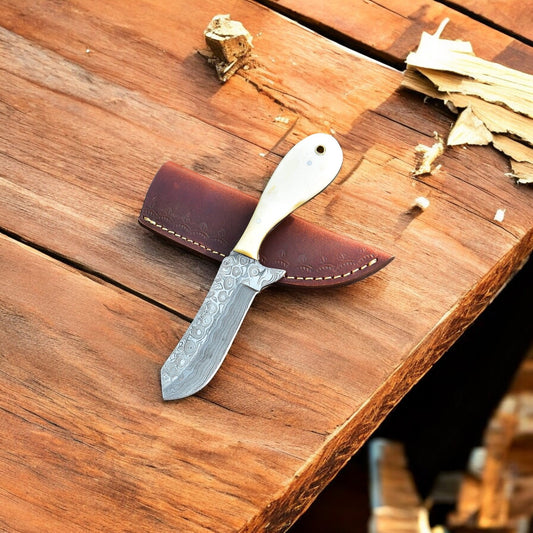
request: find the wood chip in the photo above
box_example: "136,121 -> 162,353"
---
403,71 -> 533,146
448,106 -> 493,146
200,14 -> 253,82
413,133 -> 444,176
509,161 -> 533,185
406,52 -> 533,114
492,134 -> 533,164
494,209 -> 506,223
417,67 -> 533,118
413,196 -> 430,210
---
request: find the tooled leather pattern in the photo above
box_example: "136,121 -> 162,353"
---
260,248 -> 379,282
142,204 -> 231,257
141,209 -> 384,287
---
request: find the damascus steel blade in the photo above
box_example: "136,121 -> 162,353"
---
160,133 -> 343,400
161,251 -> 285,400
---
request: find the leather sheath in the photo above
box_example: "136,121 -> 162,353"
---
138,162 -> 393,288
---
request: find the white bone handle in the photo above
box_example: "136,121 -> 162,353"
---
233,133 -> 343,260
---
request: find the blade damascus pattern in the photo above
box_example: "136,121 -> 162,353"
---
161,252 -> 285,400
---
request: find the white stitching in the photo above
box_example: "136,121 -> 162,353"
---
143,216 -> 378,280
143,216 -> 226,257
285,258 -> 377,280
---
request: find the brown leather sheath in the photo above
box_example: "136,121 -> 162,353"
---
138,162 -> 393,288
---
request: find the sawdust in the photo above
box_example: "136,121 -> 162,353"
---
413,133 -> 444,176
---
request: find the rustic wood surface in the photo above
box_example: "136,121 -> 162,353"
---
1,1 -> 532,531
256,0 -> 533,71
448,0 -> 533,43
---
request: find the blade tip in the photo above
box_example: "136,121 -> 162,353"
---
161,378 -> 182,401
161,386 -> 186,401
161,378 -> 196,401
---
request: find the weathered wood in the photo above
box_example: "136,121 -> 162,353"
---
1,1 -> 533,531
254,0 -> 533,71
1,235 -> 294,532
446,0 -> 533,43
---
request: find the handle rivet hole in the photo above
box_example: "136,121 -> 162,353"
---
315,145 -> 325,155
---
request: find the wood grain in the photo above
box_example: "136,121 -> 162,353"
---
0,235 -> 325,532
447,0 -> 533,43
254,0 -> 533,71
1,0 -> 533,531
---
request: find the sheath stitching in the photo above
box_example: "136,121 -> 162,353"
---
143,216 -> 378,280
143,216 -> 226,257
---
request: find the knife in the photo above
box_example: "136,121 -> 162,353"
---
161,133 -> 343,400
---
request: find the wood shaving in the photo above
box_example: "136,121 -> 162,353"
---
492,135 -> 533,163
403,20 -> 533,185
417,67 -> 533,118
448,106 -> 493,146
508,161 -> 533,184
413,133 -> 444,176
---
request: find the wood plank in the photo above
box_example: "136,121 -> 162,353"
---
1,1 -> 532,318
0,0 -> 403,150
446,0 -> 533,43
1,1 -> 533,531
2,235 -> 516,533
1,234 -> 392,532
1,234 -> 304,532
254,0 -> 533,71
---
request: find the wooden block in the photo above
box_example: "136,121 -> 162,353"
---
509,476 -> 533,518
369,439 -> 422,510
448,473 -> 482,527
201,14 -> 254,81
1,1 -> 533,531
478,401 -> 518,527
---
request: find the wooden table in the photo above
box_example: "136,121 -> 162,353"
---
1,1 -> 532,531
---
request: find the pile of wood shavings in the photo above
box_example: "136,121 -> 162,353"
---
403,19 -> 533,184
